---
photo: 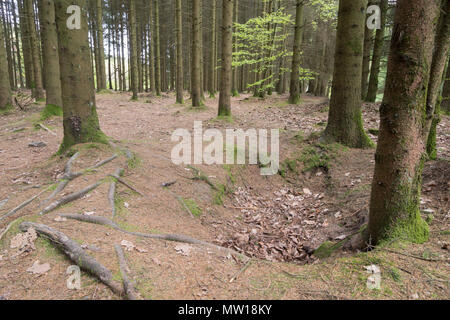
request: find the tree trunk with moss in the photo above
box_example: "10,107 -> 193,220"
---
366,0 -> 388,102
0,16 -> 11,110
323,0 -> 372,148
288,0 -> 304,105
368,0 -> 441,245
426,0 -> 450,160
38,0 -> 63,109
129,0 -> 139,100
191,0 -> 202,107
54,0 -> 106,151
26,0 -> 44,100
440,60 -> 450,114
218,0 -> 233,116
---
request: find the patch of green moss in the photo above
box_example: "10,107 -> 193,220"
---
368,129 -> 380,136
389,267 -> 402,283
181,198 -> 202,217
40,104 -> 62,121
213,184 -> 228,205
127,152 -> 142,169
0,104 -> 14,115
314,241 -> 344,259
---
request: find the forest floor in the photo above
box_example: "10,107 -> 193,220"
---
0,91 -> 448,300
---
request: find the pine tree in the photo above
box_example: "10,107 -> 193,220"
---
0,14 -> 11,110
54,0 -> 106,151
368,0 -> 441,245
322,0 -> 373,148
218,0 -> 233,117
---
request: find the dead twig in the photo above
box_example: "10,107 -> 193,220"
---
230,259 -> 253,283
114,244 -> 139,300
19,222 -> 124,297
36,123 -> 56,136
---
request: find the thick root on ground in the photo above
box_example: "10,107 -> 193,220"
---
19,222 -> 124,297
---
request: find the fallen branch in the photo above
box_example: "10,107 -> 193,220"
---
19,222 -> 124,297
114,244 -> 139,300
109,168 -> 124,219
166,189 -> 194,218
60,213 -> 249,261
39,180 -> 103,215
88,154 -> 118,171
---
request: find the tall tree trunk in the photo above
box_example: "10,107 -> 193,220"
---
426,0 -> 450,160
18,0 -> 33,89
361,0 -> 375,99
288,0 -> 304,104
218,0 -> 233,116
0,15 -> 11,110
440,60 -> 450,114
323,0 -> 373,148
11,0 -> 24,88
368,0 -> 440,245
154,0 -> 161,96
96,0 -> 106,90
38,0 -> 63,108
129,0 -> 139,100
191,0 -> 202,107
54,0 -> 106,151
231,0 -> 239,96
26,0 -> 44,100
208,0 -> 217,97
148,0 -> 155,94
366,0 -> 388,102
175,0 -> 184,103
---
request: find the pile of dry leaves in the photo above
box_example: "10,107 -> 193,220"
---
218,187 -> 334,263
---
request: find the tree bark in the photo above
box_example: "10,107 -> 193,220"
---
191,0 -> 202,107
218,0 -> 233,116
129,0 -> 139,100
288,0 -> 304,105
0,14 -> 11,109
38,0 -> 63,108
96,0 -> 106,90
323,0 -> 373,148
426,0 -> 450,160
366,0 -> 388,102
368,0 -> 441,245
25,0 -> 44,100
54,0 -> 106,151
175,0 -> 184,103
154,0 -> 161,96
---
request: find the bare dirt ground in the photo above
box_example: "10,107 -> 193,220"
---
0,91 -> 448,300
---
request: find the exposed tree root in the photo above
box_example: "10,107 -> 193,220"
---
0,198 -> 9,210
39,181 -> 103,216
186,165 -> 218,190
42,153 -> 118,207
109,174 -> 145,197
36,123 -> 56,136
0,184 -> 54,223
109,168 -> 124,219
19,222 -> 124,297
60,213 -> 249,261
114,244 -> 139,300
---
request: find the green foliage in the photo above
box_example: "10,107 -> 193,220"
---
233,8 -> 293,96
181,198 -> 202,217
309,0 -> 338,24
